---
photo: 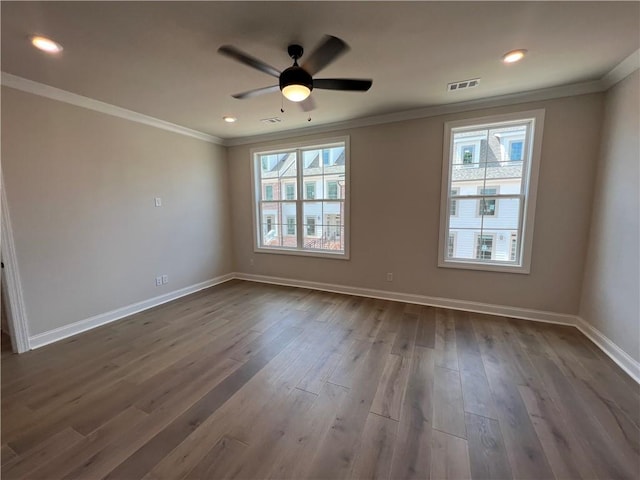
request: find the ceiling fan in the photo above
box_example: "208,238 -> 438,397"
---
218,35 -> 373,111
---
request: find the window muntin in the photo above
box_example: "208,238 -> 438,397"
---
439,110 -> 544,273
253,138 -> 348,257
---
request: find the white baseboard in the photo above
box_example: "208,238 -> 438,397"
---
575,316 -> 640,384
28,273 -> 235,349
233,272 -> 577,326
25,270 -> 639,385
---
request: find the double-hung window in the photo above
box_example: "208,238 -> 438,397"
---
439,110 -> 544,273
252,137 -> 349,258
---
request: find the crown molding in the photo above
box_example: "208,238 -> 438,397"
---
4,45 -> 637,148
1,72 -> 223,145
222,79 -> 603,147
601,48 -> 640,90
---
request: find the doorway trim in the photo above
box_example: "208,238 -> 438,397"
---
1,176 -> 30,353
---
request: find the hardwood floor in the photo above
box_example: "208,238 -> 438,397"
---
1,280 -> 638,479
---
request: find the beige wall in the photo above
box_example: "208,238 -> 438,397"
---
580,71 -> 640,362
229,94 -> 604,315
1,86 -> 233,336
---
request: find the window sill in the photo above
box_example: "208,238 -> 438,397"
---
254,246 -> 350,260
438,259 -> 530,274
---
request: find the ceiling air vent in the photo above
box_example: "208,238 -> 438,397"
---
260,117 -> 282,124
447,78 -> 481,92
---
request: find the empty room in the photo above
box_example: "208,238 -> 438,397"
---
1,1 -> 639,479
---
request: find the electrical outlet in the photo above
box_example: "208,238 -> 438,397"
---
249,258 -> 254,266
162,274 -> 168,284
155,276 -> 162,286
386,272 -> 393,282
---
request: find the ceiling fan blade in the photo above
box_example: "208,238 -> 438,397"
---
218,45 -> 281,78
232,85 -> 280,99
301,35 -> 349,76
313,78 -> 372,91
299,96 -> 316,112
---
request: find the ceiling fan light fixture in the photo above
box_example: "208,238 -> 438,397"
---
282,84 -> 311,102
279,65 -> 313,102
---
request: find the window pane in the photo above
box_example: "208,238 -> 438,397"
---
260,151 -> 296,202
303,149 -> 322,175
260,202 -> 279,246
449,198 -> 482,232
481,198 -> 520,233
303,201 -> 344,252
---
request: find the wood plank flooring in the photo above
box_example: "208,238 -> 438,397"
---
2,280 -> 638,479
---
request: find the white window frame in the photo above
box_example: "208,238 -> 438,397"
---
438,109 -> 544,274
251,136 -> 350,259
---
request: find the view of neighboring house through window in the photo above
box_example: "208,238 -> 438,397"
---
253,138 -> 348,257
287,216 -> 296,235
462,145 -> 475,165
450,188 -> 459,216
264,184 -> 274,201
510,233 -> 518,261
305,182 -> 316,200
478,187 -> 498,216
306,216 -> 316,235
509,141 -> 523,161
439,110 -> 544,272
322,149 -> 330,165
285,183 -> 295,200
327,181 -> 338,200
476,234 -> 494,260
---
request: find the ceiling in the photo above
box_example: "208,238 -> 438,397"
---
2,2 -> 639,140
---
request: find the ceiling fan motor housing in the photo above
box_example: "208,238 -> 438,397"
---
279,65 -> 313,92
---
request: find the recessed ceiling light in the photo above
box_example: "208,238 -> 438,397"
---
30,35 -> 63,54
222,116 -> 237,123
502,49 -> 527,64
